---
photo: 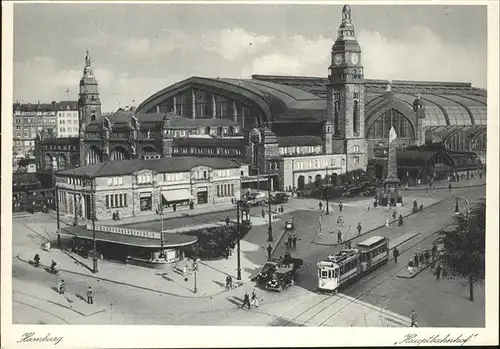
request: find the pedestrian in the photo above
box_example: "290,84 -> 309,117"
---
261,208 -> 265,218
340,216 -> 344,227
385,217 -> 390,228
424,250 -> 430,264
435,264 -> 442,280
337,230 -> 342,244
87,286 -> 93,304
337,216 -> 341,227
448,183 -> 452,191
393,247 -> 400,263
241,292 -> 251,309
479,172 -> 482,179
367,204 -> 370,212
230,241 -> 235,255
319,201 -> 323,211
58,279 -> 65,295
417,178 -> 421,186
419,251 -> 424,264
431,244 -> 437,270
225,247 -> 229,259
287,235 -> 293,249
414,253 -> 419,269
392,209 -> 397,219
339,202 -> 343,212
225,216 -> 230,226
398,214 -> 403,226
228,244 -> 233,256
292,234 -> 297,249
267,244 -> 273,260
357,222 -> 362,236
251,289 -> 259,308
410,310 -> 418,327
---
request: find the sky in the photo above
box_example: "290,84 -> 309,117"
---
13,2 -> 487,113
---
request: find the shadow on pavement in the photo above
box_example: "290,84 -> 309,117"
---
213,280 -> 225,288
226,297 -> 241,307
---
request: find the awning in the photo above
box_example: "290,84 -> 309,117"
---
162,189 -> 191,202
58,226 -> 197,248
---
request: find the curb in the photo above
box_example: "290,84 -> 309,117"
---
396,259 -> 432,279
402,183 -> 485,192
311,199 -> 443,247
17,250 -> 225,300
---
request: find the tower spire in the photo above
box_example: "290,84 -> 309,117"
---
83,50 -> 93,77
337,4 -> 356,40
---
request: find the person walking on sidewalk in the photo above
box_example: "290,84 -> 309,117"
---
385,217 -> 390,228
392,209 -> 397,219
58,279 -> 65,295
261,208 -> 265,218
292,234 -> 297,249
339,202 -> 343,212
448,183 -> 452,191
357,222 -> 362,236
410,310 -> 418,327
241,292 -> 251,309
337,230 -> 342,244
413,253 -> 419,269
393,247 -> 400,263
251,289 -> 259,308
225,216 -> 230,226
398,214 -> 404,226
267,244 -> 273,260
87,286 -> 93,304
287,235 -> 293,249
319,201 -> 323,211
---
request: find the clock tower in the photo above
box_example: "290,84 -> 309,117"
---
327,5 -> 367,177
78,50 -> 101,139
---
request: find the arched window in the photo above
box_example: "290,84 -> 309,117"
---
91,114 -> 96,121
353,100 -> 359,135
367,109 -> 414,139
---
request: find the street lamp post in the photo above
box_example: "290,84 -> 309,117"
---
55,182 -> 61,247
325,165 -> 330,215
267,176 -> 273,242
236,201 -> 242,280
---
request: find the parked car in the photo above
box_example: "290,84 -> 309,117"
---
246,192 -> 266,206
265,192 -> 290,205
363,186 -> 378,196
344,186 -> 364,197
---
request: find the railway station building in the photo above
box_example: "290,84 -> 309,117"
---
37,5 -> 487,192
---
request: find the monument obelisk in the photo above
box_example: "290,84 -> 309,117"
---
383,126 -> 400,206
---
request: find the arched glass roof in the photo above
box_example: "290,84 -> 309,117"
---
420,94 -> 472,125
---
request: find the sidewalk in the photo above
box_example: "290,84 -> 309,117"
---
16,209 -> 289,299
311,195 -> 440,246
403,177 -> 485,191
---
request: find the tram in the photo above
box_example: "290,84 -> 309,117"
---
317,236 -> 389,292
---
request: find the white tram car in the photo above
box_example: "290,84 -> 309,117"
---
317,236 -> 390,292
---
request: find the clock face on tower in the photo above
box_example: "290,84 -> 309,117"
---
351,53 -> 359,65
334,54 -> 343,65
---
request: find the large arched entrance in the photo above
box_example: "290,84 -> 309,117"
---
297,175 -> 305,190
315,174 -> 322,187
58,154 -> 67,171
110,146 -> 130,161
85,146 -> 103,166
331,173 -> 338,186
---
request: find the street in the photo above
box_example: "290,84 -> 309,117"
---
12,185 -> 485,326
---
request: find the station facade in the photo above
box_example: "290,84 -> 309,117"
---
37,5 -> 487,192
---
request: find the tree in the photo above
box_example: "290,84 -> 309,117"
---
439,198 -> 485,301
